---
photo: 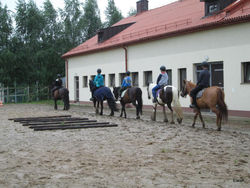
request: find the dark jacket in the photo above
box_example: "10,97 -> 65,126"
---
197,69 -> 210,87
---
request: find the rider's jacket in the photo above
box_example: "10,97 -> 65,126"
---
121,76 -> 132,87
94,74 -> 104,88
156,73 -> 168,86
197,69 -> 210,88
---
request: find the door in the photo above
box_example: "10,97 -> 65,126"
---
74,76 -> 79,102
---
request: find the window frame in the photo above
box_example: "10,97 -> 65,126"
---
143,71 -> 152,86
108,73 -> 116,87
242,62 -> 250,84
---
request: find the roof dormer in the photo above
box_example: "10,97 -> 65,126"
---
200,0 -> 238,17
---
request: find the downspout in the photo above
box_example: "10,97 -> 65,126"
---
65,59 -> 68,89
123,46 -> 128,72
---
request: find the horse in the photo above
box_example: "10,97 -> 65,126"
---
147,83 -> 183,124
180,80 -> 228,131
113,87 -> 143,119
52,88 -> 70,110
89,80 -> 118,116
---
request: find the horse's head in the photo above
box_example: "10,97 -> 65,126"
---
180,80 -> 188,98
89,80 -> 95,92
112,87 -> 120,100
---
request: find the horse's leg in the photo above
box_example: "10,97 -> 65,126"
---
198,111 -> 205,128
120,102 -> 124,117
151,104 -> 157,121
123,103 -> 127,118
167,103 -> 174,124
192,111 -> 199,127
211,107 -> 221,131
162,104 -> 168,123
54,99 -> 57,110
133,101 -> 140,119
100,101 -> 103,115
96,101 -> 99,114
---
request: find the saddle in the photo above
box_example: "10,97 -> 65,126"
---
121,89 -> 128,98
196,88 -> 206,99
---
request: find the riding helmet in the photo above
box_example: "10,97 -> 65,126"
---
57,74 -> 61,77
201,61 -> 209,68
97,68 -> 101,73
160,65 -> 166,71
126,71 -> 130,75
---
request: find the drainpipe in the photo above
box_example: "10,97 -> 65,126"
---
123,46 -> 128,72
65,59 -> 68,89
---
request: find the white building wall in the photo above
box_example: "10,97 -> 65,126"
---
67,22 -> 250,112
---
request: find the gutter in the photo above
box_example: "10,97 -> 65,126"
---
123,46 -> 128,72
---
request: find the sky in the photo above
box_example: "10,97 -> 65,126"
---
3,0 -> 177,21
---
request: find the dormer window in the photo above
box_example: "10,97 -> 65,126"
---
209,4 -> 219,14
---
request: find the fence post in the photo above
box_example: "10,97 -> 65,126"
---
27,86 -> 30,102
14,81 -> 17,103
36,81 -> 39,101
7,87 -> 9,103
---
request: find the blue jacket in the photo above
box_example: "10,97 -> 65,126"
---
94,74 -> 104,87
121,76 -> 132,87
156,73 -> 168,86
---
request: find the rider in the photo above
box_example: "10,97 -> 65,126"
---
52,74 -> 63,96
119,71 -> 132,100
90,68 -> 104,101
190,61 -> 210,108
152,66 -> 168,103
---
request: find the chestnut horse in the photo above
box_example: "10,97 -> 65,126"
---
180,80 -> 228,131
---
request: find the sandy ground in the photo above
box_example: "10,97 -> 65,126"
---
0,103 -> 250,188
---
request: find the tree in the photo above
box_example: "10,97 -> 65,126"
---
83,0 -> 102,40
105,0 -> 123,27
127,8 -> 137,17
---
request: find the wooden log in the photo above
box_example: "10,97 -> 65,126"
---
21,118 -> 89,125
29,122 -> 110,129
34,124 -> 118,131
9,115 -> 71,121
23,120 -> 96,126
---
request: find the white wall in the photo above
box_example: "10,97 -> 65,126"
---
67,22 -> 250,111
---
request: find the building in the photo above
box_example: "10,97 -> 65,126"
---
62,0 -> 250,117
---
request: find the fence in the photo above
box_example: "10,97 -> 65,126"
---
0,85 -> 50,103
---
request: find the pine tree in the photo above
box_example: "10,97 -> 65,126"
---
83,0 -> 102,40
105,0 -> 123,27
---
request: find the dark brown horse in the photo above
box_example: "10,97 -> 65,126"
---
53,88 -> 70,110
113,87 -> 143,119
180,80 -> 228,131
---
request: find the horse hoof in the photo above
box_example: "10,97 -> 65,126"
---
170,121 -> 175,124
136,116 -> 140,119
177,118 -> 182,124
192,124 -> 195,128
110,113 -> 114,116
217,127 -> 221,131
164,119 -> 168,123
99,113 -> 103,116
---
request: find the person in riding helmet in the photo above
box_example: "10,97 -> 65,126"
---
152,66 -> 168,103
119,71 -> 132,100
52,74 -> 63,95
90,68 -> 104,101
190,61 -> 210,108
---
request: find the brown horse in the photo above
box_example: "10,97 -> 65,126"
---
113,87 -> 143,119
53,88 -> 70,110
180,80 -> 228,131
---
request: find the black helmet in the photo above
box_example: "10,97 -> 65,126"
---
57,74 -> 61,77
97,68 -> 101,73
160,66 -> 166,71
126,71 -> 130,75
201,61 -> 209,68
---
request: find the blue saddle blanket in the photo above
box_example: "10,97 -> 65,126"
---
94,87 -> 114,101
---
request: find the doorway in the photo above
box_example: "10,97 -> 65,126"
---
74,76 -> 79,102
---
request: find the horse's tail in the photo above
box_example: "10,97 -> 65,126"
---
136,88 -> 143,115
217,88 -> 228,123
172,87 -> 183,123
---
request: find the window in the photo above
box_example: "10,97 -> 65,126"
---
109,74 -> 115,87
102,74 -> 105,86
143,71 -> 152,86
166,69 -> 172,85
82,76 -> 88,88
179,68 -> 186,90
132,72 -> 139,86
209,4 -> 218,13
119,73 -> 126,85
242,62 -> 250,83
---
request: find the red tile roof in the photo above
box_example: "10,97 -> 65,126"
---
62,0 -> 250,58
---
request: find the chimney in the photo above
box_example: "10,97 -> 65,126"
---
137,0 -> 148,14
